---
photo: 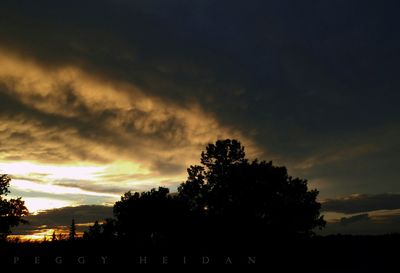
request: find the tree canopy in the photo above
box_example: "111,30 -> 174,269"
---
0,174 -> 29,240
178,139 -> 326,235
113,187 -> 190,243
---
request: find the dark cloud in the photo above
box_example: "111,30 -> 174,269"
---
294,133 -> 400,197
339,213 -> 370,225
151,159 -> 186,175
8,187 -> 117,207
323,194 -> 400,214
321,212 -> 400,235
52,180 -> 136,195
0,88 -> 114,163
12,205 -> 113,235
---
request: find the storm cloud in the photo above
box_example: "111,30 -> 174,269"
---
12,205 -> 113,236
322,194 -> 400,214
321,211 -> 400,235
0,0 -> 399,215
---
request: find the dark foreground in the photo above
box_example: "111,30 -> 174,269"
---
0,234 -> 399,271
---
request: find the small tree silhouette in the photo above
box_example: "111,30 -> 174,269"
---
84,218 -> 118,241
101,218 -> 117,239
69,219 -> 76,241
83,220 -> 101,240
0,174 -> 29,240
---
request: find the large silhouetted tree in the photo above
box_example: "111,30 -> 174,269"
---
0,174 -> 29,240
178,139 -> 326,236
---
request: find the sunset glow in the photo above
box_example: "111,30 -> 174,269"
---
22,198 -> 71,214
0,160 -> 157,213
8,228 -> 82,242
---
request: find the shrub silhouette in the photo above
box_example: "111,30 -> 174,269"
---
0,174 -> 29,240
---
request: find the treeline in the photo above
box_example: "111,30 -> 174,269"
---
80,139 -> 325,249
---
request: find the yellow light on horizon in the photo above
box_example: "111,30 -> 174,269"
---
0,161 -> 106,181
22,197 -> 71,214
0,159 -> 175,214
8,228 -> 83,242
0,160 -> 151,182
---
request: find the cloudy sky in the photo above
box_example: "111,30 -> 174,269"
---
0,0 -> 399,235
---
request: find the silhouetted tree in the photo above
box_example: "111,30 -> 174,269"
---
113,187 -> 189,244
69,219 -> 76,241
101,218 -> 117,240
178,139 -> 326,237
83,220 -> 101,240
0,174 -> 29,240
52,231 -> 57,242
84,218 -> 118,241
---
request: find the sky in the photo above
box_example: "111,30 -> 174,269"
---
0,0 -> 400,236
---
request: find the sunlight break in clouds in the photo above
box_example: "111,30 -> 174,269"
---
21,198 -> 71,214
0,161 -> 106,181
0,160 -> 164,212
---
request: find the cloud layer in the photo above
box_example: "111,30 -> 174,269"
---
0,49 -> 257,209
